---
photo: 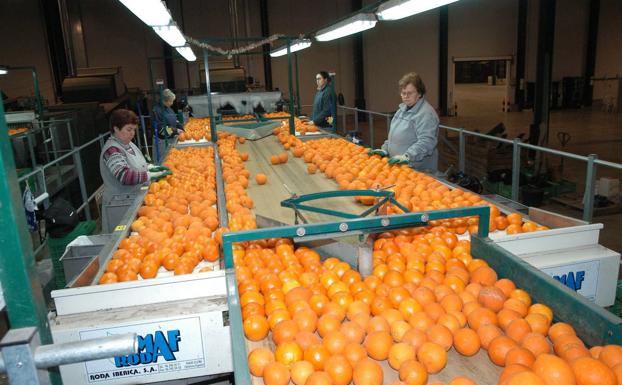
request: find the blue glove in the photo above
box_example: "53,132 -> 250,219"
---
148,165 -> 170,172
149,170 -> 172,181
368,149 -> 388,157
388,154 -> 409,165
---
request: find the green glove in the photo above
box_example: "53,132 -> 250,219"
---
388,154 -> 409,165
149,170 -> 172,181
368,149 -> 388,157
148,165 -> 170,172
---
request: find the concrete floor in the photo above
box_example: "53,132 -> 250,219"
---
340,83 -> 622,254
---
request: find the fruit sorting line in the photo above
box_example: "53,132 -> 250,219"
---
47,121 -> 621,385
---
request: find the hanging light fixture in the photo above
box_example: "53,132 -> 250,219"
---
315,13 -> 377,42
152,24 -> 187,47
270,39 -> 312,57
118,0 -> 171,26
376,0 -> 460,21
176,46 -> 197,62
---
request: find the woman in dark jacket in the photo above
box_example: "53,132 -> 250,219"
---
310,71 -> 336,130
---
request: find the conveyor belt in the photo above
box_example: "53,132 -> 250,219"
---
239,136 -> 369,225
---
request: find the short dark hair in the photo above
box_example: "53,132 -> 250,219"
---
399,72 -> 426,95
109,109 -> 138,133
317,71 -> 330,81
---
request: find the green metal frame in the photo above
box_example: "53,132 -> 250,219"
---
0,65 -> 44,118
471,236 -> 622,346
221,206 -> 491,385
280,189 -> 411,221
0,98 -> 61,384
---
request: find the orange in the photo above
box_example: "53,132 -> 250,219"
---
417,342 -> 448,374
388,342 -> 416,370
262,362 -> 290,385
521,333 -> 551,357
353,358 -> 383,385
390,320 -> 412,342
478,324 -> 503,350
255,173 -> 268,185
294,331 -> 320,351
304,343 -> 330,370
506,371 -> 546,385
290,361 -> 314,385
323,331 -> 348,355
426,324 -> 453,351
275,341 -> 303,366
532,354 -> 575,385
365,331 -> 393,360
399,359 -> 428,385
344,342 -> 368,366
548,322 -> 576,342
507,213 -> 522,225
467,307 -> 498,331
488,335 -> 517,366
340,321 -> 366,344
324,355 -> 353,385
272,320 -> 299,345
499,364 -> 531,385
470,266 -> 498,286
248,347 -> 275,377
571,356 -> 617,385
243,314 -> 269,341
293,309 -> 318,333
506,318 -> 532,343
401,328 -> 428,352
367,315 -> 391,334
505,347 -> 535,368
453,327 -> 481,356
317,314 -> 341,337
600,345 -> 622,368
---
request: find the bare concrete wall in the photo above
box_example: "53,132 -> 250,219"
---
0,0 -> 56,105
363,10 -> 439,113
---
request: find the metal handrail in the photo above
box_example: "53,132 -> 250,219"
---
336,105 -> 622,222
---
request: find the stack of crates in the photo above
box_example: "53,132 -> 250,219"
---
47,220 -> 96,289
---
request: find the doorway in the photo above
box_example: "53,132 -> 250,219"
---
450,56 -> 513,117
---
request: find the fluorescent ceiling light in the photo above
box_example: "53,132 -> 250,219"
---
315,13 -> 377,42
270,39 -> 312,57
153,24 -> 186,47
118,0 -> 171,26
176,46 -> 196,62
0,69 -> 7,75
377,0 -> 460,21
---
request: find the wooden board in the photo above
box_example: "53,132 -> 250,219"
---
239,136 -> 368,225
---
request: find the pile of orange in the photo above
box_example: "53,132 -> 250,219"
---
99,146 -> 220,284
264,112 -> 291,119
240,228 -> 622,385
8,127 -> 28,136
223,114 -> 255,124
179,117 -> 212,142
272,134 -> 547,236
218,132 -> 257,232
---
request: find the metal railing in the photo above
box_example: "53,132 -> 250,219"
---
335,105 -> 622,222
17,132 -> 111,258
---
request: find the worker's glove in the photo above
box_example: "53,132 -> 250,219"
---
368,149 -> 388,157
388,154 -> 409,165
148,170 -> 172,181
327,116 -> 334,124
148,165 -> 170,172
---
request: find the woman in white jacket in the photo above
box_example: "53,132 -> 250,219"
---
370,72 -> 439,172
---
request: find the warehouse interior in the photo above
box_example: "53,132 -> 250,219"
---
1,0 -> 622,384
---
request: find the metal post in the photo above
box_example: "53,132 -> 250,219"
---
286,39 -> 296,135
354,109 -> 359,133
72,150 -> 91,220
368,112 -> 374,148
0,102 -> 57,385
511,138 -> 521,201
583,154 -> 597,222
31,67 -> 44,119
342,109 -> 346,135
458,128 -> 466,173
27,134 -> 37,169
66,121 -> 74,148
203,49 -> 217,143
295,52 -> 301,115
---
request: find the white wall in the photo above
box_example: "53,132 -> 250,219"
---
0,0 -> 56,105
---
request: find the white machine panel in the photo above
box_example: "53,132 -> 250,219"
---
519,245 -> 620,307
51,296 -> 232,384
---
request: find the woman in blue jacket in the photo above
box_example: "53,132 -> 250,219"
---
152,88 -> 183,139
370,72 -> 439,172
310,71 -> 336,130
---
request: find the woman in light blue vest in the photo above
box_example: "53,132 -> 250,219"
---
369,72 -> 439,172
